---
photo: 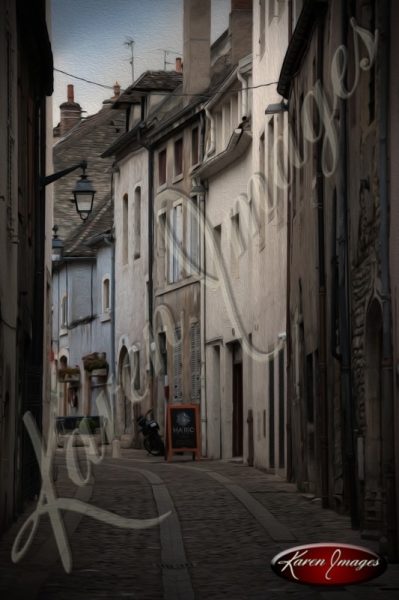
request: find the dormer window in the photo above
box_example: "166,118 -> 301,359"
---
191,127 -> 199,166
174,138 -> 183,177
158,149 -> 167,186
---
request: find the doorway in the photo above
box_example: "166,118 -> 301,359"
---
232,343 -> 243,457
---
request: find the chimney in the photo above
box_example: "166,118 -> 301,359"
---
183,0 -> 211,96
175,57 -> 183,73
230,0 -> 252,65
59,84 -> 82,136
67,83 -> 74,102
113,81 -> 121,98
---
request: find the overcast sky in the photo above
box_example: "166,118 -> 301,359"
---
51,0 -> 230,124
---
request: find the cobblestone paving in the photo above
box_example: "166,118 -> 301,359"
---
0,448 -> 398,600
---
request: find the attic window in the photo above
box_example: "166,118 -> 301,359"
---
174,138 -> 183,177
191,127 -> 199,166
158,149 -> 167,186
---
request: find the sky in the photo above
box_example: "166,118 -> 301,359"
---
51,0 -> 231,125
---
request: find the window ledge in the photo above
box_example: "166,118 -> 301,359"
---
172,173 -> 184,184
60,328 -> 68,337
157,182 -> 168,193
156,275 -> 200,297
100,312 -> 111,323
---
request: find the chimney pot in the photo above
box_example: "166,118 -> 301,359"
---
67,84 -> 74,103
175,57 -> 183,72
113,81 -> 121,98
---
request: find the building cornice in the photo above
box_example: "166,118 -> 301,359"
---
277,0 -> 328,99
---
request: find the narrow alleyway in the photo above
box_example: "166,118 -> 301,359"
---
0,449 -> 398,600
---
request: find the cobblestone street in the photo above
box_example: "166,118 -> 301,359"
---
0,449 -> 398,600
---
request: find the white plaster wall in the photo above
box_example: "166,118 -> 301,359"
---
114,147 -> 150,435
204,148 -> 253,459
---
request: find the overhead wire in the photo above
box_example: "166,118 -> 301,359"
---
54,67 -> 279,97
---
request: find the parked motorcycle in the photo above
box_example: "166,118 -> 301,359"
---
137,409 -> 165,456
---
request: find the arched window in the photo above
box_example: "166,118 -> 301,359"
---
102,277 -> 110,313
123,193 -> 129,264
134,187 -> 141,259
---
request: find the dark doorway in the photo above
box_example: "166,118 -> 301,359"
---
232,344 -> 243,457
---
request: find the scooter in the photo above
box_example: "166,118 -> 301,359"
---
137,409 -> 165,456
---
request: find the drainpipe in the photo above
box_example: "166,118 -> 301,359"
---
237,68 -> 248,119
101,165 -> 118,438
148,145 -> 155,412
378,0 -> 397,560
316,18 -> 329,509
199,112 -> 207,457
338,0 -> 359,529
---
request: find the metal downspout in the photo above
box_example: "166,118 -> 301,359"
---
148,145 -> 155,413
316,17 -> 329,509
338,0 -> 359,529
199,112 -> 207,457
378,0 -> 397,560
107,166 -> 117,438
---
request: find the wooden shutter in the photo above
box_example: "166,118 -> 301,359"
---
190,322 -> 201,402
173,326 -> 183,401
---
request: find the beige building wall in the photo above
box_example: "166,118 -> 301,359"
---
250,0 -> 289,472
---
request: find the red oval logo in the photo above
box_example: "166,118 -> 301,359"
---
271,543 -> 387,586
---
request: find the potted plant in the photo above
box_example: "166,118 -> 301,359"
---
83,352 -> 108,377
58,366 -> 81,383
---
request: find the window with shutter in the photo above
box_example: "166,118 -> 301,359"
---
173,326 -> 183,401
190,322 -> 201,402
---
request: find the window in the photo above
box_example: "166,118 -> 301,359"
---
174,138 -> 183,177
170,204 -> 183,283
158,211 -> 167,283
158,149 -> 167,186
133,350 -> 140,391
102,277 -> 110,313
122,193 -> 128,264
61,295 -> 68,329
134,187 -> 141,259
191,127 -> 199,166
187,197 -> 200,274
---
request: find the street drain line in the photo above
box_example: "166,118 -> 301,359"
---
102,461 -> 195,600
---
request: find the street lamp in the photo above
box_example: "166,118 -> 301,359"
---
265,101 -> 288,115
71,163 -> 96,221
41,160 -> 96,221
51,225 -> 64,263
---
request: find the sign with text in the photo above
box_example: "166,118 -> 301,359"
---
166,403 -> 201,461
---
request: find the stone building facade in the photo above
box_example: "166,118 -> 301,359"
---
51,90 -> 125,427
280,0 -> 398,558
0,0 -> 53,534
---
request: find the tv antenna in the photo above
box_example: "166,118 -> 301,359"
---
124,37 -> 135,82
157,48 -> 181,70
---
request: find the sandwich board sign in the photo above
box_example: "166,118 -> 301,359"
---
166,403 -> 201,461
